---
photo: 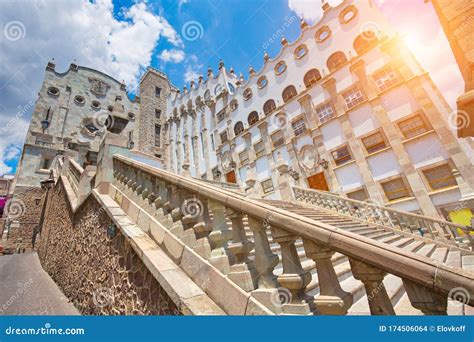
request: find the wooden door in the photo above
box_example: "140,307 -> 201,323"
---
226,170 -> 237,184
307,172 -> 329,191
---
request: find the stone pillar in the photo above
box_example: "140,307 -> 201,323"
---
175,117 -> 182,174
275,150 -> 295,200
168,118 -> 175,172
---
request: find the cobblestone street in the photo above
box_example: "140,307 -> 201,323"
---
0,252 -> 79,315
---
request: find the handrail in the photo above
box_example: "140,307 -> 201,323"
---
113,154 -> 474,309
292,186 -> 474,249
195,178 -> 242,192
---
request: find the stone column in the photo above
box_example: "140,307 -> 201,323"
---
175,117 -> 182,174
190,110 -> 200,177
275,150 -> 295,200
182,112 -> 191,177
168,118 -> 175,172
201,112 -> 212,179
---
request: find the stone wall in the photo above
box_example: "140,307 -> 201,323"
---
2,186 -> 45,252
38,180 -> 180,315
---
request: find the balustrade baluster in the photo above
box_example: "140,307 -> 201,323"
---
349,258 -> 395,315
247,216 -> 282,312
272,227 -> 314,314
227,209 -> 258,292
191,197 -> 213,259
403,279 -> 447,315
207,201 -> 233,274
303,240 -> 353,314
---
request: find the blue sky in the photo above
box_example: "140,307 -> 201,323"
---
0,0 -> 463,176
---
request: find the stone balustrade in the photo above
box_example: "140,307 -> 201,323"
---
292,186 -> 474,251
111,154 -> 474,315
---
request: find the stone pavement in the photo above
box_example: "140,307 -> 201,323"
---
0,252 -> 79,315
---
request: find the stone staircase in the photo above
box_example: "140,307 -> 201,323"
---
52,141 -> 474,315
248,199 -> 474,315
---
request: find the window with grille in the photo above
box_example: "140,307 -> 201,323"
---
282,85 -> 297,103
422,164 -> 456,191
342,86 -> 365,109
248,111 -> 259,126
263,99 -> 276,115
220,131 -> 228,144
315,102 -> 336,124
261,178 -> 274,194
398,114 -> 429,139
216,109 -> 226,123
346,188 -> 368,202
381,177 -> 410,201
331,145 -> 351,166
362,131 -> 387,154
292,119 -> 306,136
254,141 -> 266,158
271,131 -> 285,148
155,125 -> 161,147
239,150 -> 249,165
374,67 -> 400,92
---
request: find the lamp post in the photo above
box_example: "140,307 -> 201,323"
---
34,178 -> 55,251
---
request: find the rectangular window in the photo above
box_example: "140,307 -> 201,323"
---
331,145 -> 352,166
155,87 -> 162,97
200,133 -> 205,154
155,125 -> 161,147
342,85 -> 366,110
346,188 -> 368,202
254,141 -> 266,158
216,109 -> 226,123
261,178 -> 274,194
239,150 -> 249,165
211,134 -> 215,150
292,118 -> 307,136
398,114 -> 429,139
381,177 -> 410,201
361,131 -> 387,154
41,157 -> 52,170
422,164 -> 457,191
128,131 -> 133,141
271,131 -> 285,148
155,109 -> 161,119
315,102 -> 336,124
374,67 -> 400,92
220,131 -> 228,144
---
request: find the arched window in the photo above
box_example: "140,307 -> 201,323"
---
263,99 -> 276,115
282,85 -> 297,103
234,121 -> 244,135
248,111 -> 259,126
303,69 -> 322,88
326,51 -> 348,72
353,33 -> 379,55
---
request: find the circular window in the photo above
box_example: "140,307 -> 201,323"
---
315,26 -> 331,43
243,88 -> 253,101
204,89 -> 211,101
74,95 -> 85,105
47,86 -> 59,97
214,84 -> 223,95
339,5 -> 358,24
274,61 -> 287,75
294,44 -> 308,59
227,82 -> 235,94
91,101 -> 101,110
128,112 -> 135,120
107,105 -> 114,112
229,99 -> 238,111
257,76 -> 268,89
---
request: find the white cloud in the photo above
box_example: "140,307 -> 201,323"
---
159,49 -> 186,63
288,0 -> 343,23
183,55 -> 202,83
0,0 -> 184,173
